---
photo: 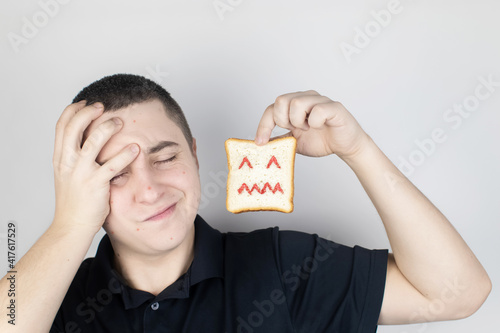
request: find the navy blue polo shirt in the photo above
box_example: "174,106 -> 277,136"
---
51,215 -> 387,333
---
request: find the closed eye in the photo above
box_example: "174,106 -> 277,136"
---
110,172 -> 126,184
155,155 -> 177,165
110,156 -> 177,184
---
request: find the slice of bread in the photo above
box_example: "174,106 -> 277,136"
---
225,137 -> 297,213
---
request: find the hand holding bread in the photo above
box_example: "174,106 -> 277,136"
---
254,90 -> 371,162
226,91 -> 370,213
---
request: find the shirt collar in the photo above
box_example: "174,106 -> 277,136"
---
87,215 -> 224,309
190,214 -> 224,285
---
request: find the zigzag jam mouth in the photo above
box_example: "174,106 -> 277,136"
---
237,182 -> 284,195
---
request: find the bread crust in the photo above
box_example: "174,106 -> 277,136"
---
225,137 -> 296,214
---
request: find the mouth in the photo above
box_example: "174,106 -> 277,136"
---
238,182 -> 284,195
144,203 -> 176,222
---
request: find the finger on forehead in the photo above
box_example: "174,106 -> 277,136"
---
54,102 -> 104,166
64,103 -> 105,151
80,118 -> 124,166
96,144 -> 140,183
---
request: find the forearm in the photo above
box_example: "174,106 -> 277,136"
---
0,221 -> 96,332
342,136 -> 491,309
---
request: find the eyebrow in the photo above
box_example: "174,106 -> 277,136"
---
147,141 -> 179,154
98,141 -> 179,165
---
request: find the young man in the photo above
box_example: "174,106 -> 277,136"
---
0,74 -> 491,332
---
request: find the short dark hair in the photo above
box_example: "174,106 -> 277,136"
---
72,74 -> 193,148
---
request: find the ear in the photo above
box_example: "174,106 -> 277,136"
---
191,137 -> 199,169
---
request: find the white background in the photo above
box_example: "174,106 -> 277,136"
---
1,1 -> 499,332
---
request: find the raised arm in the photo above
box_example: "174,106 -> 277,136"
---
0,102 -> 139,332
255,90 -> 491,325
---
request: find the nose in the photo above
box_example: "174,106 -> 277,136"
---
131,166 -> 164,205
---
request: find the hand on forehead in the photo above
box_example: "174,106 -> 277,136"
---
83,101 -> 186,165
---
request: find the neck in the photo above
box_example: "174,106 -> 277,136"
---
112,226 -> 195,296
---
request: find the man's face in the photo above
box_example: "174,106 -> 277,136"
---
86,99 -> 201,256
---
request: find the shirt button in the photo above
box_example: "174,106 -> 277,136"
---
151,302 -> 159,310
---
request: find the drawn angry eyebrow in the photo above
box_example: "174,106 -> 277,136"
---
238,156 -> 281,169
239,156 -> 253,169
266,156 -> 280,169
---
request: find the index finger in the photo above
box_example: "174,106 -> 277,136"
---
255,91 -> 321,145
254,104 -> 276,145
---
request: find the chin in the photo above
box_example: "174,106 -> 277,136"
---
143,222 -> 194,253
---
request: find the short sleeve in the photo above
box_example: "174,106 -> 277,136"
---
275,230 -> 388,333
